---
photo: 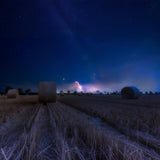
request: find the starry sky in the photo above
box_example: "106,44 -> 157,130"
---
0,0 -> 160,92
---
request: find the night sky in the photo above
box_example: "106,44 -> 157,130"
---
1,0 -> 160,92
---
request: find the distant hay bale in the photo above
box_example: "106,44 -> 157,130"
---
121,86 -> 140,99
39,82 -> 56,103
7,89 -> 19,99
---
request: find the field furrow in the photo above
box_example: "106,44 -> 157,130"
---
0,95 -> 160,160
58,96 -> 160,156
49,102 -> 160,160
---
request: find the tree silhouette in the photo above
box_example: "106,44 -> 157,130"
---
25,89 -> 31,95
149,91 -> 153,95
145,91 -> 149,95
5,86 -> 13,94
18,88 -> 23,95
60,90 -> 64,96
73,91 -> 77,95
0,90 -> 3,95
67,90 -> 70,95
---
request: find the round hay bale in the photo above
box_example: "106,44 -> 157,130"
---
7,89 -> 19,99
39,82 -> 56,103
121,86 -> 140,99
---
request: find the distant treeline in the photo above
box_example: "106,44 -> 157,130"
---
0,86 -> 38,95
0,86 -> 160,96
58,90 -> 160,95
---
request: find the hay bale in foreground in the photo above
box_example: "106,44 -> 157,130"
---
121,86 -> 140,99
7,89 -> 19,99
39,82 -> 56,103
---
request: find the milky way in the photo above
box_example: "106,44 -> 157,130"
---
0,0 -> 160,92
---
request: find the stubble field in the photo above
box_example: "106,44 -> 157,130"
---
0,95 -> 160,160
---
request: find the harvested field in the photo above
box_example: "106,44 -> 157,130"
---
0,95 -> 160,160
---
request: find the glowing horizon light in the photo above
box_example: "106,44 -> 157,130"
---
83,86 -> 98,93
72,81 -> 83,92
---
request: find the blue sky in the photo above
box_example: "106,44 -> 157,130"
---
0,0 -> 160,92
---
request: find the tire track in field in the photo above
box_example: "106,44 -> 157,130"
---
58,100 -> 160,158
0,104 -> 36,160
25,104 -> 55,160
59,96 -> 160,138
0,104 -> 35,147
0,104 -> 55,160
